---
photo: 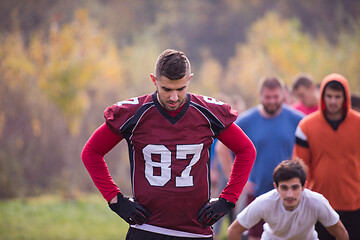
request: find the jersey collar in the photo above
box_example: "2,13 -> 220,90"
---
152,92 -> 190,124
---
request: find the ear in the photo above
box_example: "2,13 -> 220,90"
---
189,73 -> 194,81
273,182 -> 278,190
150,74 -> 157,86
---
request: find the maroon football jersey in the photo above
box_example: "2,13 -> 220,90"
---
104,92 -> 237,236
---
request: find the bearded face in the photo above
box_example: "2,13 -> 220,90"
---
152,74 -> 191,111
323,87 -> 345,120
260,87 -> 284,115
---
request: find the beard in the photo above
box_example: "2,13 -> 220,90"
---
158,95 -> 185,111
326,103 -> 342,115
263,102 -> 282,115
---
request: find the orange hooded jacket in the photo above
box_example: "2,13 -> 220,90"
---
293,73 -> 360,211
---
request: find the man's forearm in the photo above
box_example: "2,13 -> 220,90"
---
81,123 -> 122,202
227,220 -> 248,240
326,221 -> 349,240
218,123 -> 256,203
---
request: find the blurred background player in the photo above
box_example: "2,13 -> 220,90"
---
283,84 -> 295,105
294,73 -> 360,239
227,159 -> 349,240
351,93 -> 360,112
216,76 -> 304,240
209,94 -> 247,240
291,73 -> 319,115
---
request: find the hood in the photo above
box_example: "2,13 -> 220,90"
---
319,73 -> 351,117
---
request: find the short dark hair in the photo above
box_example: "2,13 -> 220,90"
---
259,76 -> 284,93
325,80 -> 344,92
273,158 -> 307,187
323,80 -> 345,103
154,49 -> 191,80
292,73 -> 314,91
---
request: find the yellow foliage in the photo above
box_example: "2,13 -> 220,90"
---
29,34 -> 45,67
225,11 -> 360,106
120,38 -> 161,96
196,49 -> 223,95
0,31 -> 35,90
32,118 -> 41,137
248,12 -> 315,82
1,8 -> 127,137
32,9 -> 125,136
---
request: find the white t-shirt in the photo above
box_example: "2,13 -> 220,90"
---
237,188 -> 339,240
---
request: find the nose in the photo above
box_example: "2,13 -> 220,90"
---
286,189 -> 294,198
268,97 -> 276,104
330,97 -> 337,104
169,91 -> 178,102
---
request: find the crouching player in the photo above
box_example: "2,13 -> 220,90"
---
227,158 -> 348,240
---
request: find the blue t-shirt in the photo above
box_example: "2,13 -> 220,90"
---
236,104 -> 303,196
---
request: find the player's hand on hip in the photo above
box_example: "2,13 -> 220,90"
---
109,193 -> 151,225
197,198 -> 235,227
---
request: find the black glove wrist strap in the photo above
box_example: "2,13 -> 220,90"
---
219,197 -> 235,208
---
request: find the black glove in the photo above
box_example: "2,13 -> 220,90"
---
109,193 -> 151,225
198,198 -> 235,227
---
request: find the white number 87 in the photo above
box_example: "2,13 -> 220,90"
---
143,144 -> 204,187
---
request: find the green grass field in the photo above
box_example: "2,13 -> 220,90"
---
0,194 -> 129,240
0,194 -> 229,240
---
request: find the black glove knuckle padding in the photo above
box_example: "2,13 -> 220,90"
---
109,193 -> 151,225
197,198 -> 235,227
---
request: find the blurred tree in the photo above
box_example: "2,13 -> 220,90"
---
0,9 -> 129,198
0,14 -> 66,198
89,0 -> 158,47
224,11 -> 360,107
36,9 -> 130,197
147,0 -> 265,66
119,33 -> 161,97
312,23 -> 360,92
1,0 -> 359,71
30,8 -> 153,140
193,48 -> 224,96
277,0 -> 360,43
0,0 -> 359,199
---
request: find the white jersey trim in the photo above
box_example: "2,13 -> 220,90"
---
131,224 -> 213,238
295,126 -> 307,141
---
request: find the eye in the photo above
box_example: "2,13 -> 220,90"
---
177,87 -> 186,91
280,185 -> 289,191
162,87 -> 171,92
